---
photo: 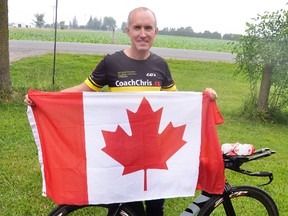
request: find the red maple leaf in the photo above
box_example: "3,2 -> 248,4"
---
101,97 -> 187,191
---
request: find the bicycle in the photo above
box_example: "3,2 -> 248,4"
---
48,148 -> 279,216
197,147 -> 279,216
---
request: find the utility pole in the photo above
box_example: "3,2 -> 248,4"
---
52,0 -> 58,85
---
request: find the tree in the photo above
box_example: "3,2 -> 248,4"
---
86,16 -> 93,29
0,0 -> 11,98
59,21 -> 66,30
71,16 -> 78,29
86,16 -> 101,30
102,16 -> 116,31
233,8 -> 288,116
33,13 -> 45,28
223,33 -> 242,41
121,21 -> 127,33
93,17 -> 101,30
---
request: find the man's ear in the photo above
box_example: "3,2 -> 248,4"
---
125,27 -> 129,34
155,27 -> 159,35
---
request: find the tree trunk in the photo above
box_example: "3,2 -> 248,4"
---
0,0 -> 11,98
257,64 -> 272,113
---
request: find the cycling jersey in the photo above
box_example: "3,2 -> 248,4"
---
85,51 -> 176,92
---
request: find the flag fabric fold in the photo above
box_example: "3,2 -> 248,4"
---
27,90 -> 225,205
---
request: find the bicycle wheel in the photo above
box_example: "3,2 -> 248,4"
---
48,204 -> 138,216
198,185 -> 279,216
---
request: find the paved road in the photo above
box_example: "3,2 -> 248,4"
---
9,40 -> 236,63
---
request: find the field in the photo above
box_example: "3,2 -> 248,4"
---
9,28 -> 234,53
1,29 -> 287,215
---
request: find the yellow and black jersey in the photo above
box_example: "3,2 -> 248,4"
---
85,51 -> 176,92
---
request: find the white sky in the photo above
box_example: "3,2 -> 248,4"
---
8,0 -> 288,34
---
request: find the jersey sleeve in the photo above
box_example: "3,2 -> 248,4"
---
160,61 -> 177,91
84,57 -> 107,91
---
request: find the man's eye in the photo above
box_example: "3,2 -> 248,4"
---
133,26 -> 141,30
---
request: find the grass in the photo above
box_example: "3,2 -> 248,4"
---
1,53 -> 287,215
9,28 -> 234,53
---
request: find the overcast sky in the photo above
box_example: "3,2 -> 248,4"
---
8,0 -> 288,34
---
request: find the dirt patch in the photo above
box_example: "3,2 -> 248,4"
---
10,50 -> 50,62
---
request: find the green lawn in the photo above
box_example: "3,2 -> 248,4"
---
1,53 -> 287,215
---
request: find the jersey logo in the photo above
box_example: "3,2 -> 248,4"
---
118,71 -> 137,78
154,81 -> 161,86
146,73 -> 156,77
115,79 -> 153,86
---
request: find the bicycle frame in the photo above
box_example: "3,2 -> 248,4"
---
222,183 -> 238,216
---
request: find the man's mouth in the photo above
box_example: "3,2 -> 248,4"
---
137,40 -> 148,44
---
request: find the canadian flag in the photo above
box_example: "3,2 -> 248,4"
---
27,90 -> 225,205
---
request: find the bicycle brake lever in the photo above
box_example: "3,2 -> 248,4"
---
242,171 -> 274,186
257,172 -> 274,186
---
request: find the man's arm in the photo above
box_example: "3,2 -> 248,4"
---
60,82 -> 94,92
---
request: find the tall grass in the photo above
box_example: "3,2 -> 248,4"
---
1,53 -> 287,215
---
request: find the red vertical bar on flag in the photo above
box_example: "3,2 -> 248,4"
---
197,92 -> 225,194
29,90 -> 88,204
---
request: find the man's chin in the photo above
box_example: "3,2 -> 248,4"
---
136,45 -> 150,52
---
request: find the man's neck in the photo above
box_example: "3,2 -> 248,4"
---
124,48 -> 150,60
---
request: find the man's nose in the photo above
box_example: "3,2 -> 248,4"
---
139,28 -> 147,37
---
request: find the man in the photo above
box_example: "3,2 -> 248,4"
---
25,7 -> 217,215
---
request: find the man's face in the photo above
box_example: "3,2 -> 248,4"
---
126,9 -> 158,52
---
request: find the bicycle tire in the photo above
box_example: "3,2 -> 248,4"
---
198,185 -> 279,216
48,204 -> 138,216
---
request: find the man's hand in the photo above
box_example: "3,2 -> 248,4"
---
24,94 -> 34,106
205,88 -> 218,100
